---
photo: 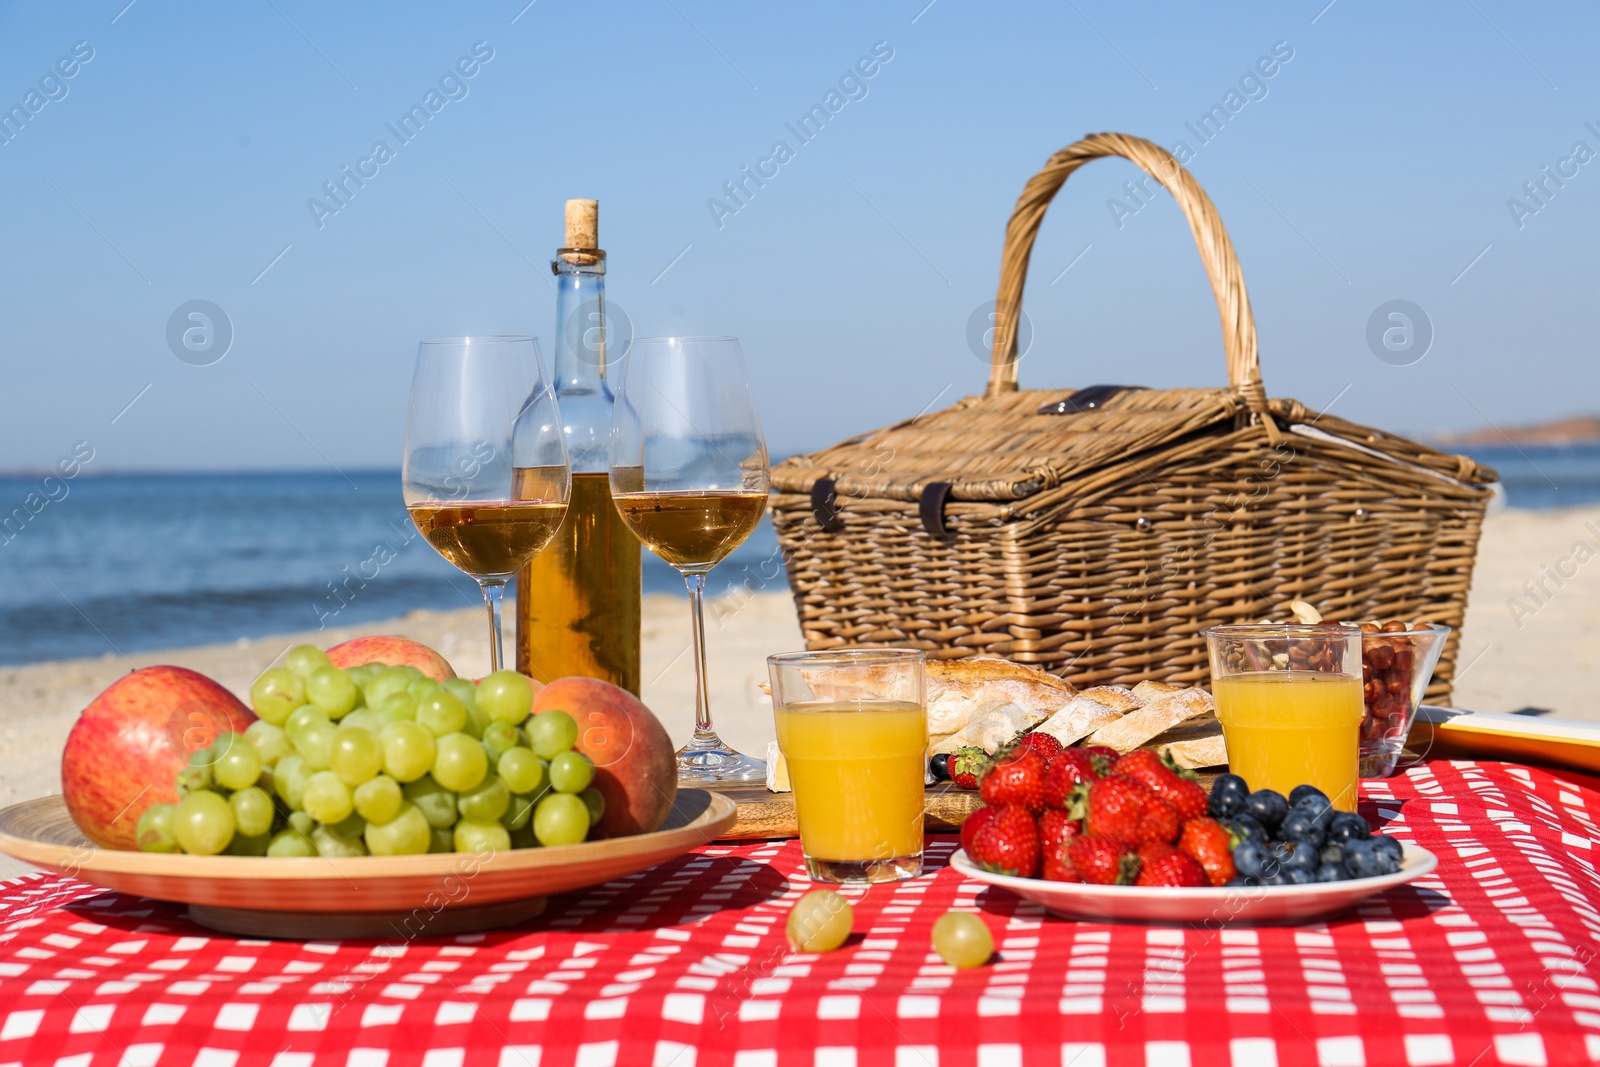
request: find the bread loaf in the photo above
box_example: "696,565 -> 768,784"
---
926,658 -> 1077,754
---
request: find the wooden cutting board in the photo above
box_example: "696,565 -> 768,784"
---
713,782 -> 983,840
715,771 -> 1224,840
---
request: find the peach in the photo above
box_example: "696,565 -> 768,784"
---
533,677 -> 677,838
62,666 -> 256,850
325,635 -> 455,680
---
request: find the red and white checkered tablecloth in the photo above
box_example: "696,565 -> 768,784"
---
3,760 -> 1600,1067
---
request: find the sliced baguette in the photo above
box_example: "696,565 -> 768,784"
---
1132,680 -> 1185,702
1162,732 -> 1228,770
925,659 -> 1076,738
1032,693 -> 1130,747
925,659 -> 1076,752
1085,686 -> 1214,753
1075,685 -> 1141,714
935,700 -> 1051,754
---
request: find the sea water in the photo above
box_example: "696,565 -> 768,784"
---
0,443 -> 1594,668
0,469 -> 787,667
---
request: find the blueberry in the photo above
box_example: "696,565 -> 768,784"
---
1280,809 -> 1328,849
1282,868 -> 1315,885
1231,839 -> 1271,879
1225,875 -> 1260,888
1289,784 -> 1328,808
1319,842 -> 1345,867
1209,774 -> 1250,818
1327,812 -> 1371,844
1258,870 -> 1286,887
1244,789 -> 1289,830
930,753 -> 950,781
1370,835 -> 1404,873
1315,862 -> 1347,883
1342,838 -> 1383,879
1227,813 -> 1267,844
1282,842 -> 1320,871
1293,795 -> 1336,834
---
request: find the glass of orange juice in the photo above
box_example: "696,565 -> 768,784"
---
1205,624 -> 1365,811
767,649 -> 927,883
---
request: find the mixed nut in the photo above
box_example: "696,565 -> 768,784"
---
1357,621 -> 1430,743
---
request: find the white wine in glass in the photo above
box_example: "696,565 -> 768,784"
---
610,336 -> 771,783
402,336 -> 571,672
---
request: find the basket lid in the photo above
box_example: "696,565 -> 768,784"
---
773,385 -> 1231,503
770,386 -> 1496,505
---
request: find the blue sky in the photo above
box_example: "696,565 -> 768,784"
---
1,0 -> 1596,471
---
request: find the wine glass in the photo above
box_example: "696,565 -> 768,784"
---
403,336 -> 571,672
610,336 -> 771,783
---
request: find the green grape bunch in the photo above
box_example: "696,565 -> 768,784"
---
135,645 -> 604,859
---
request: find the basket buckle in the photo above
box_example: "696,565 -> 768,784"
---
1036,384 -> 1147,416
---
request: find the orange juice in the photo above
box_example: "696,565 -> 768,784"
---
1213,672 -> 1365,810
774,701 -> 926,861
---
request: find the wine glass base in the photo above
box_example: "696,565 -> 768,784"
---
676,746 -> 767,784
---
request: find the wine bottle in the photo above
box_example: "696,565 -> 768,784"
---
514,199 -> 642,693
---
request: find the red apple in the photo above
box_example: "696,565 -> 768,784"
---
325,635 -> 455,680
533,677 -> 677,838
62,666 -> 255,850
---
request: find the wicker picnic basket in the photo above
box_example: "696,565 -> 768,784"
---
769,132 -> 1498,703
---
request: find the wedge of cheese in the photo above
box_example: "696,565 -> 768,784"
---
765,740 -> 790,792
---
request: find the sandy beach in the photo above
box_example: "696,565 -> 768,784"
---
2,503 -> 1595,878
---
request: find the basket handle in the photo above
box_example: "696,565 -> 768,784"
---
986,132 -> 1270,423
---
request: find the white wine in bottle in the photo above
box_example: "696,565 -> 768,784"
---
514,200 -> 642,693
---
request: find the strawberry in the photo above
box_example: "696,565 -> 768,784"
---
959,804 -> 999,857
1038,809 -> 1081,881
1081,745 -> 1120,766
1042,749 -> 1103,809
979,747 -> 1047,813
1066,835 -> 1139,885
1141,797 -> 1182,846
1037,807 -> 1081,854
1113,750 -> 1209,821
1135,843 -> 1207,887
948,747 -> 989,790
966,804 -> 1039,878
1070,774 -> 1181,846
1013,731 -> 1064,764
1042,842 -> 1082,882
1179,816 -> 1237,886
1156,776 -> 1210,822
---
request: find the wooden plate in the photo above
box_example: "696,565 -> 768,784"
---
0,788 -> 735,939
717,782 -> 983,839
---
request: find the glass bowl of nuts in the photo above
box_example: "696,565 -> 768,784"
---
1359,622 -> 1450,777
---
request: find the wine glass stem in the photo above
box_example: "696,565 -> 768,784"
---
683,571 -> 717,743
481,579 -> 507,673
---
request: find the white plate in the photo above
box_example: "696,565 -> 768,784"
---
950,843 -> 1437,924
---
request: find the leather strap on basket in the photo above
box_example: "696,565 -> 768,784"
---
986,132 -> 1279,442
810,477 -> 843,532
919,481 -> 953,538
